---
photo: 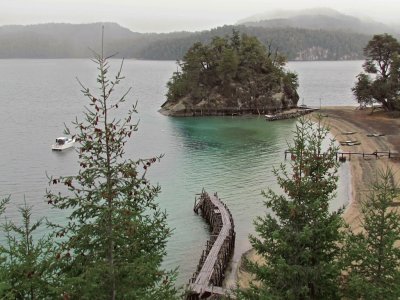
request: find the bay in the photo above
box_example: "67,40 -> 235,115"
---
0,59 -> 361,285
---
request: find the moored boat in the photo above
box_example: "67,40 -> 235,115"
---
51,137 -> 75,151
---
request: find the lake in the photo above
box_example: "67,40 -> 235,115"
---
0,59 -> 361,285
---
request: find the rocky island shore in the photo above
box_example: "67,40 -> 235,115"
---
160,31 -> 299,117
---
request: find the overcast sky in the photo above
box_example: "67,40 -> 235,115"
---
2,0 -> 400,32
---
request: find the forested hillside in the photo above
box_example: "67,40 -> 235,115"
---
0,23 -> 192,58
0,22 -> 370,60
138,25 -> 371,61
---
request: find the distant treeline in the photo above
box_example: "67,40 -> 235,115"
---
0,22 -> 371,61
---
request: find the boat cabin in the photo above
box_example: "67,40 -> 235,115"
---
55,137 -> 68,145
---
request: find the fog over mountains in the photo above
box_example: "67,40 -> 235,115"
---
0,8 -> 398,61
237,7 -> 398,35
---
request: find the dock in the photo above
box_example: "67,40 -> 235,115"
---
265,108 -> 319,121
186,191 -> 236,299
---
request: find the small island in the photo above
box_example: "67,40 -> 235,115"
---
160,31 -> 300,116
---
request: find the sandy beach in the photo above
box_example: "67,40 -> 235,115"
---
316,106 -> 400,232
236,106 -> 400,288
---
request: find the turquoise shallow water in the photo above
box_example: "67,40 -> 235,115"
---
150,116 -> 299,282
0,59 -> 357,285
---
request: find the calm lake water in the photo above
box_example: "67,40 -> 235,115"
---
0,59 -> 361,285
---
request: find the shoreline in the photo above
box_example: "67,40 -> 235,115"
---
313,106 -> 400,232
234,105 -> 400,288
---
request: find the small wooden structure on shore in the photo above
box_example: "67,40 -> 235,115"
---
284,149 -> 400,162
335,150 -> 400,162
265,107 -> 319,121
186,191 -> 236,299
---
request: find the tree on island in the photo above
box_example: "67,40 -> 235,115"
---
353,34 -> 400,111
238,118 -> 344,299
45,45 -> 178,298
162,30 -> 299,115
341,168 -> 400,299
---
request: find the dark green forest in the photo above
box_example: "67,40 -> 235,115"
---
141,25 -> 370,61
0,23 -> 370,61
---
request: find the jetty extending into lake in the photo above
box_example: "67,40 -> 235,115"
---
186,191 -> 236,299
265,107 -> 319,121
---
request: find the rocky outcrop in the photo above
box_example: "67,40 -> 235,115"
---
160,33 -> 299,116
160,82 -> 299,117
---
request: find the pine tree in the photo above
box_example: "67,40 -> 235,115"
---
0,200 -> 59,299
0,196 -> 10,294
0,197 -> 7,215
46,42 -> 178,299
352,34 -> 400,110
239,118 -> 344,299
341,168 -> 400,299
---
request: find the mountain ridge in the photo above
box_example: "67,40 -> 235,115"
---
0,15 -> 386,61
237,7 -> 398,35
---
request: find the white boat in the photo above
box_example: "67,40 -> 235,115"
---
51,137 -> 75,151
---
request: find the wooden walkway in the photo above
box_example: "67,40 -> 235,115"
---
186,191 -> 236,299
265,108 -> 319,121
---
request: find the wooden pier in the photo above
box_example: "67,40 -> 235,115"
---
186,191 -> 236,299
265,108 -> 319,121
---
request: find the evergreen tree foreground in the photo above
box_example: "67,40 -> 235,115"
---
44,42 -> 178,299
0,199 -> 59,299
238,118 -> 344,300
0,41 -> 179,298
341,168 -> 400,299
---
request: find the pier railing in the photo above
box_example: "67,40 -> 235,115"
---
186,190 -> 236,299
265,108 -> 319,121
284,149 -> 400,162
